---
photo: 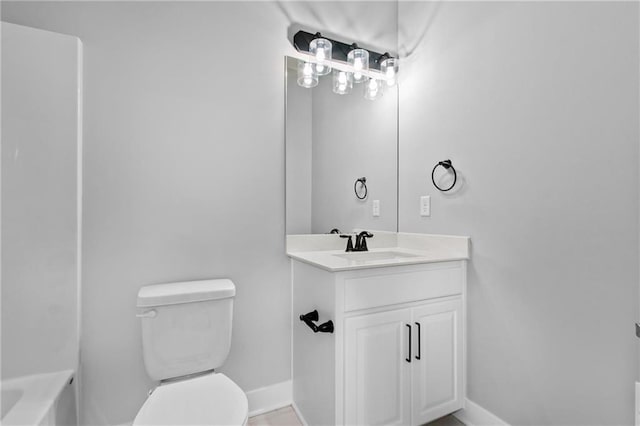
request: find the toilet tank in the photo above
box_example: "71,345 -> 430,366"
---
136,279 -> 235,381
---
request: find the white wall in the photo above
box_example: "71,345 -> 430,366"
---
1,2 -> 397,424
1,23 -> 81,380
398,2 -> 639,424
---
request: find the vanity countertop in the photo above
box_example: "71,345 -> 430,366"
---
286,231 -> 470,272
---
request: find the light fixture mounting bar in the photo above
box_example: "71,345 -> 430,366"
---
293,30 -> 393,72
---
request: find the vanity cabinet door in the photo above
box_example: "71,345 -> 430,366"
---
344,309 -> 412,426
411,298 -> 463,425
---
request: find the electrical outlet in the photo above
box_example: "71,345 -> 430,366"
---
372,200 -> 380,217
420,196 -> 431,217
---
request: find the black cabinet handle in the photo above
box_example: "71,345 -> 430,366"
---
415,322 -> 421,360
405,324 -> 412,363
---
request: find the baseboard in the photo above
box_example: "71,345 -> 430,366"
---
635,382 -> 640,426
453,398 -> 510,426
291,400 -> 309,426
246,380 -> 292,417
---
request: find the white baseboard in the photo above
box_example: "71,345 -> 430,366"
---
453,398 -> 510,426
291,400 -> 308,426
246,380 -> 292,417
635,382 -> 640,426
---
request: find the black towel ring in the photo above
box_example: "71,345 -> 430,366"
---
431,160 -> 457,192
354,177 -> 367,200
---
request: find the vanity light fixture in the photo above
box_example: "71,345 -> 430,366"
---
310,37 -> 332,76
332,69 -> 353,95
347,47 -> 369,83
364,78 -> 384,101
297,60 -> 318,88
292,30 -> 398,99
380,54 -> 398,87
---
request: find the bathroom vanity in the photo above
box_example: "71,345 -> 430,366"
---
288,232 -> 470,426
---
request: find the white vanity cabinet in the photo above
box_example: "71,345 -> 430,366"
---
291,258 -> 466,426
344,298 -> 463,425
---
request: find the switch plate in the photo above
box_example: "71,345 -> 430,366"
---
420,196 -> 431,217
372,200 -> 380,217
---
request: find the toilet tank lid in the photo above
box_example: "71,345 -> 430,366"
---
137,279 -> 236,307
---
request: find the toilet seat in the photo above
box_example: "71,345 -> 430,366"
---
133,373 -> 248,425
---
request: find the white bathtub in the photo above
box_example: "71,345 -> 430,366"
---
1,370 -> 77,426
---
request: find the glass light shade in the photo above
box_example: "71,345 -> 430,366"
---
297,61 -> 318,88
310,38 -> 332,76
348,48 -> 369,83
363,78 -> 384,100
381,57 -> 399,87
332,69 -> 353,95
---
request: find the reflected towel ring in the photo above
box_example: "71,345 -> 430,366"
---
354,177 -> 367,200
431,160 -> 457,192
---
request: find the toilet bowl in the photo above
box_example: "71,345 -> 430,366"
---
133,372 -> 248,426
133,279 -> 248,425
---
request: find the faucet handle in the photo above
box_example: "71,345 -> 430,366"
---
355,231 -> 374,251
340,234 -> 354,252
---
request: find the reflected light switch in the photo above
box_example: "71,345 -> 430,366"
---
372,200 -> 380,217
420,196 -> 430,217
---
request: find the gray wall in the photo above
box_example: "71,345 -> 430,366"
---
1,23 -> 81,380
7,2 -> 637,425
285,61 -> 313,235
398,2 -> 639,424
310,72 -> 398,234
1,2 -> 397,424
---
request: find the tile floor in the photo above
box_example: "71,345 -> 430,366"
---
247,406 -> 302,426
426,414 -> 466,426
247,406 -> 465,426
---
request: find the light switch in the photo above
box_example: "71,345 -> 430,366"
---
420,196 -> 431,217
372,200 -> 380,217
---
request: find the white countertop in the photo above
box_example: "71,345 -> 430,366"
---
286,231 -> 470,272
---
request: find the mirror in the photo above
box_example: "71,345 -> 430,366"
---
285,56 -> 398,235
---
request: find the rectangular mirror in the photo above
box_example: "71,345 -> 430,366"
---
285,56 -> 398,235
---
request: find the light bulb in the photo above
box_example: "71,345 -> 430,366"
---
332,69 -> 353,95
364,78 -> 384,100
310,38 -> 332,76
348,48 -> 369,83
380,57 -> 398,87
297,60 -> 318,88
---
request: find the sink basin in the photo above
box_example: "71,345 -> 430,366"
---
333,251 -> 421,262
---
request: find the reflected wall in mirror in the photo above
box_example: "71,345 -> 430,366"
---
285,56 -> 398,235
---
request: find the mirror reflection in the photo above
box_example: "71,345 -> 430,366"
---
285,56 -> 398,235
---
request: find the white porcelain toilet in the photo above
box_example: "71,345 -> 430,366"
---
133,279 -> 248,425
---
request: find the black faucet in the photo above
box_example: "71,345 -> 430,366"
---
340,231 -> 374,252
354,231 -> 374,251
340,234 -> 355,252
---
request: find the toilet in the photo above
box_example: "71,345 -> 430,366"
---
133,279 -> 248,425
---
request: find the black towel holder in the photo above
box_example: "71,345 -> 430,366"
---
431,160 -> 457,192
354,177 -> 367,200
